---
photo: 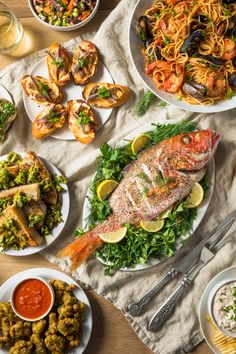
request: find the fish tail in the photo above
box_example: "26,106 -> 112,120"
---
57,231 -> 103,271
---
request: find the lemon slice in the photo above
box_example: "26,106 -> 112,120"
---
98,227 -> 127,243
140,219 -> 164,233
184,182 -> 204,208
96,179 -> 118,201
159,206 -> 173,219
131,134 -> 152,155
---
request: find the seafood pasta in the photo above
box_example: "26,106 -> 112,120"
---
137,0 -> 236,104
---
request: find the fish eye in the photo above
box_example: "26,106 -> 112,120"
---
181,135 -> 192,144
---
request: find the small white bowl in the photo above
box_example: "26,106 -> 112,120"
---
10,276 -> 55,322
28,0 -> 100,32
208,278 -> 236,338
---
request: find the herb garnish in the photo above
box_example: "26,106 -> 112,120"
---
77,57 -> 89,68
52,57 -> 64,69
98,87 -> 111,99
47,110 -> 60,123
135,89 -> 168,116
76,110 -> 91,126
37,80 -> 50,96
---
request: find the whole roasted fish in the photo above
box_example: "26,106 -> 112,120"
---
58,130 -> 220,270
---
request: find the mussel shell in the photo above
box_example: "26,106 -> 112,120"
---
182,81 -> 208,100
197,54 -> 224,67
137,15 -> 152,42
228,25 -> 236,37
147,46 -> 162,61
222,0 -> 236,4
228,74 -> 236,87
180,30 -> 205,55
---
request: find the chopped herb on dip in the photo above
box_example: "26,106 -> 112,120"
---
213,282 -> 236,333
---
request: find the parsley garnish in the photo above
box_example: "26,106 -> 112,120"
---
76,110 -> 91,125
52,57 -> 64,69
223,9 -> 231,16
37,81 -> 50,96
98,87 -> 111,99
77,58 -> 89,68
47,110 -> 60,123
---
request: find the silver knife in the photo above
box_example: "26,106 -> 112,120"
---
127,210 -> 236,316
148,219 -> 236,332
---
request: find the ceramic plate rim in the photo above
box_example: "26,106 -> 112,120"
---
0,267 -> 92,354
128,0 -> 236,113
23,54 -> 113,140
0,152 -> 70,256
82,119 -> 215,271
199,265 -> 236,354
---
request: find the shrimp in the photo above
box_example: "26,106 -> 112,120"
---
159,18 -> 186,40
205,72 -> 227,97
146,60 -> 184,93
222,38 -> 236,61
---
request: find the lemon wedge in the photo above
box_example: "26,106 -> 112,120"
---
159,206 -> 173,219
131,134 -> 151,155
184,182 -> 204,208
140,219 -> 164,233
96,179 -> 118,201
98,227 -> 127,243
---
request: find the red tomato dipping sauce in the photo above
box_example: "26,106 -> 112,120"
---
12,278 -> 53,320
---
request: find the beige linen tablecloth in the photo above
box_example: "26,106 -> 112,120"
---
1,1 -> 236,353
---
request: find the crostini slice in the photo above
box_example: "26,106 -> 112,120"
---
21,75 -> 62,106
32,103 -> 67,139
82,82 -> 132,108
71,40 -> 98,85
46,43 -> 71,86
67,99 -> 96,144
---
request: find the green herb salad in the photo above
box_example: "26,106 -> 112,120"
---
0,151 -> 67,251
77,120 -> 211,275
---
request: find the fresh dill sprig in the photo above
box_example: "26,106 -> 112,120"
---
135,90 -> 168,116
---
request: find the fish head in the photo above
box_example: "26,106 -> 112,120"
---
163,130 -> 220,171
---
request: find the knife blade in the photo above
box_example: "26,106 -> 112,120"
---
127,210 -> 236,316
148,220 -> 236,332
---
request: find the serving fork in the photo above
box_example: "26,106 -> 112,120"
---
148,222 -> 236,331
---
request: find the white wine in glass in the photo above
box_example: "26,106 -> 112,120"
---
0,2 -> 23,54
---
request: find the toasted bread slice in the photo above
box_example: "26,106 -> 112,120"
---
0,205 -> 43,247
0,183 -> 40,201
20,152 -> 58,205
24,200 -> 47,230
82,82 -> 132,108
47,43 -> 71,86
71,40 -> 98,85
67,99 -> 96,144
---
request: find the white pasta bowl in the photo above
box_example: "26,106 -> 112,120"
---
28,0 -> 100,31
128,0 -> 236,113
207,278 -> 236,338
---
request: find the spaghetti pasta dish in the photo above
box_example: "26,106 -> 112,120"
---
137,0 -> 236,104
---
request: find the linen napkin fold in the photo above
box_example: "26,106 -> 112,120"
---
1,1 -> 236,353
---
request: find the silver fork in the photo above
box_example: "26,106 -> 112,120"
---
148,226 -> 235,332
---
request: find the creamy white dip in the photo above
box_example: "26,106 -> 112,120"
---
213,281 -> 236,333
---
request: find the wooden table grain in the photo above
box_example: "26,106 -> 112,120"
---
0,1 -> 212,353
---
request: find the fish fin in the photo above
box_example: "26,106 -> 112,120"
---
57,232 -> 103,270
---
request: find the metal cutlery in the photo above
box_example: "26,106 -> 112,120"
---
148,216 -> 236,332
127,210 -> 236,316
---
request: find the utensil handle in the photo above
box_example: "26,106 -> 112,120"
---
148,276 -> 192,332
127,268 -> 178,316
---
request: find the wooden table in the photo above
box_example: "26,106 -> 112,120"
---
0,2 -> 211,353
